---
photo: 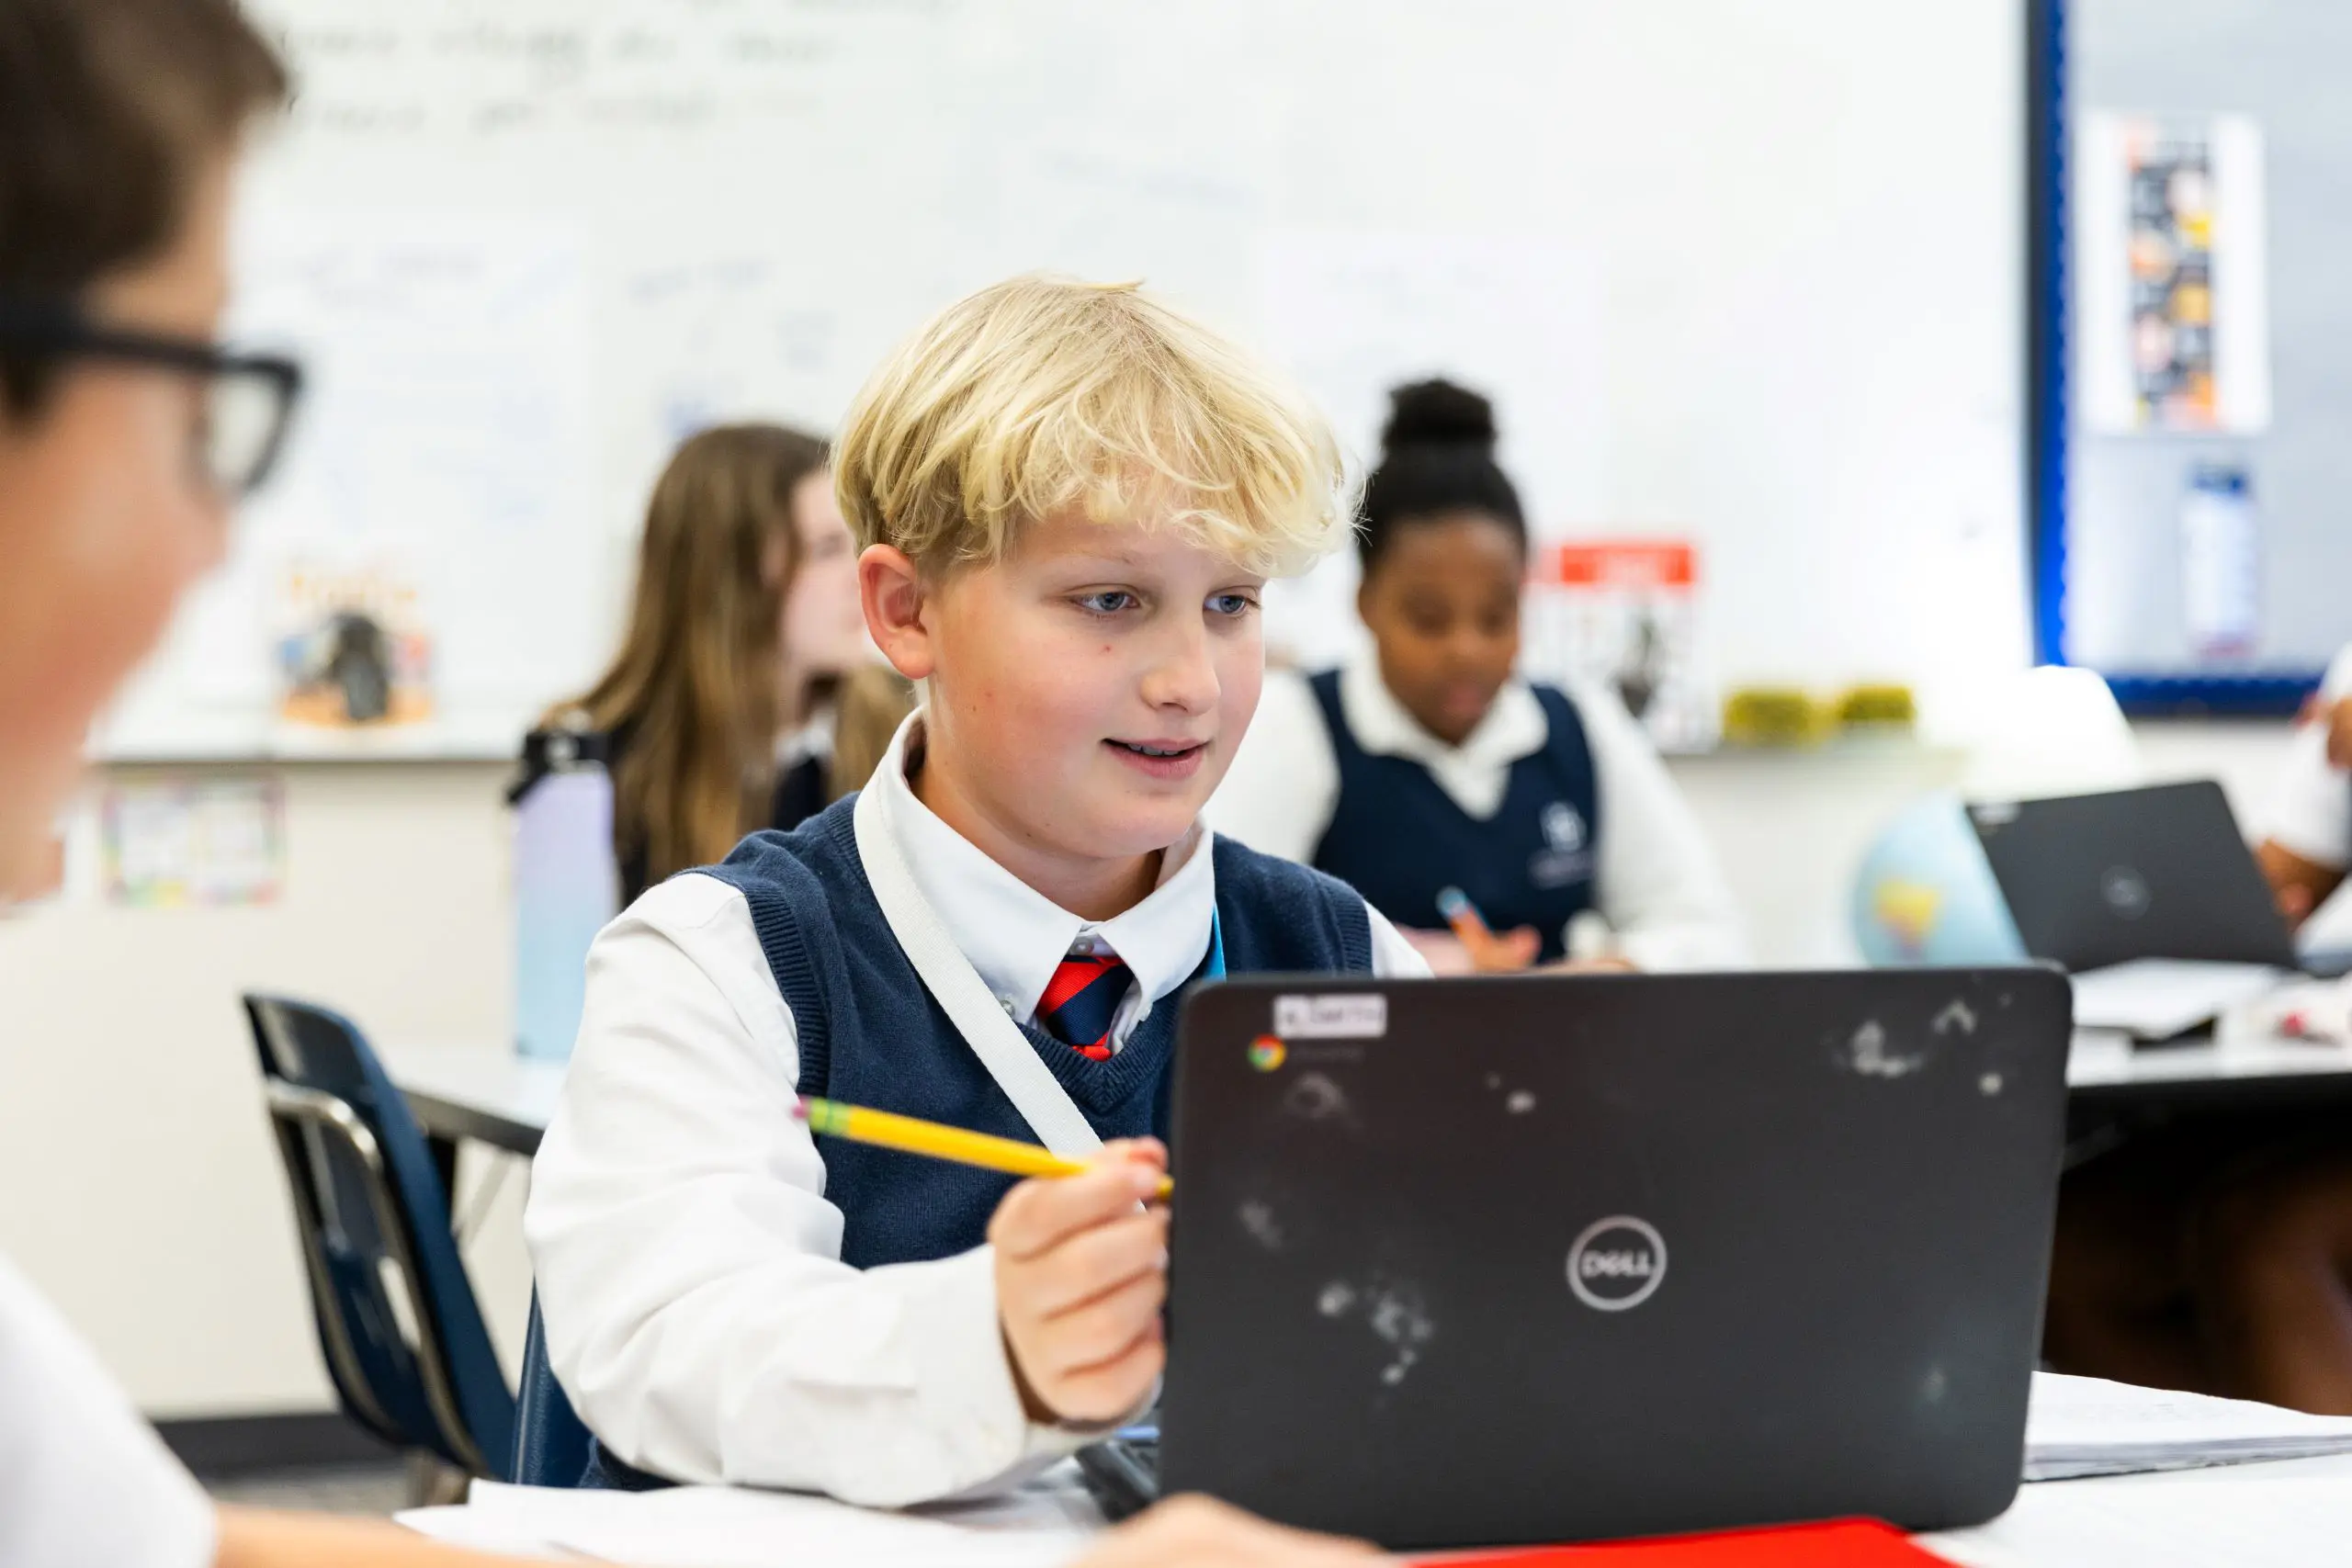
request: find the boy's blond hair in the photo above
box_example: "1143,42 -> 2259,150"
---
834,275 -> 1351,577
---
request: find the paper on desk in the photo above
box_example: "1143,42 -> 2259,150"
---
2025,1371 -> 2352,1480
406,1473 -> 1103,1568
394,1501 -> 569,1560
1925,1474 -> 2352,1567
2067,960 -> 2286,1039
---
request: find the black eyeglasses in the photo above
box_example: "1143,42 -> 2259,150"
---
0,296 -> 305,500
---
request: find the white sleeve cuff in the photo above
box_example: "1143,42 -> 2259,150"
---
869,1245 -> 1150,1503
799,1245 -> 1045,1506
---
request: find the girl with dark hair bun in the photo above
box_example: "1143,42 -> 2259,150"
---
1212,378 -> 1744,974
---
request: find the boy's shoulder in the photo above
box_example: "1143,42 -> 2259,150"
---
699,794 -> 865,914
1209,832 -> 1375,973
1210,829 -> 1351,896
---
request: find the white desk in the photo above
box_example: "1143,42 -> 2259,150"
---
2069,1029 -> 2352,1086
1927,1452 -> 2352,1565
2065,1020 -> 2352,1115
379,1043 -> 564,1198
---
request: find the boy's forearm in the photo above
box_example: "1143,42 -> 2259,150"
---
551,1243 -> 1080,1504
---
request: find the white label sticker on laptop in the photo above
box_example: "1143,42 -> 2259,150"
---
1273,993 -> 1387,1039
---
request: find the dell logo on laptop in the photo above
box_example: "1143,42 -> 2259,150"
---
2101,866 -> 2152,919
1566,1216 -> 1668,1312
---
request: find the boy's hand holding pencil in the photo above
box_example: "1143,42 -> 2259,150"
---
989,1138 -> 1170,1425
795,1098 -> 1170,1425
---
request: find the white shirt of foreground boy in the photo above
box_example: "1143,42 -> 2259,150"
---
526,714 -> 1427,1508
0,1253 -> 214,1568
1207,651 -> 1747,971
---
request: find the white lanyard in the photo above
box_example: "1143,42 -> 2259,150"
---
854,783 -> 1223,1157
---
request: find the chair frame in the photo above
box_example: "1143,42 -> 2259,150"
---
261,1077 -> 494,1478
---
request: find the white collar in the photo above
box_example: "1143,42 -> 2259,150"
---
1337,647 -> 1548,821
870,712 -> 1216,1032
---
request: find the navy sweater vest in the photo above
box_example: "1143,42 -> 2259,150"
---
1307,671 -> 1600,964
579,795 -> 1373,1488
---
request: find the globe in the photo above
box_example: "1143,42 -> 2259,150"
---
1851,792 -> 2027,966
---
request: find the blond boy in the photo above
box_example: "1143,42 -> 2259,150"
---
526,276 -> 1430,1504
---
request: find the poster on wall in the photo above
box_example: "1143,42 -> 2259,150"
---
275,558 -> 435,728
2076,113 -> 2271,434
102,778 -> 286,908
1520,539 -> 1713,752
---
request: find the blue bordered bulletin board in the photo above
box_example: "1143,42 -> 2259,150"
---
2028,0 -> 2346,716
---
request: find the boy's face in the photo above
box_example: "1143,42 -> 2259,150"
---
0,157 -> 237,897
901,508 -> 1266,878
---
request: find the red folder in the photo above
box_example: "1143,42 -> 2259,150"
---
1422,1518 -> 1955,1566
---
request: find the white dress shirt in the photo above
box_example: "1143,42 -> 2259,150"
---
2260,645 -> 2352,871
526,713 -> 1427,1507
0,1252 -> 215,1568
1206,650 -> 1747,972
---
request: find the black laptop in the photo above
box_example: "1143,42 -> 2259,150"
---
1091,967 -> 2073,1550
1965,781 -> 2296,973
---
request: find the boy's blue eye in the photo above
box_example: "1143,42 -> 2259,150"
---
1208,592 -> 1258,617
1076,591 -> 1138,615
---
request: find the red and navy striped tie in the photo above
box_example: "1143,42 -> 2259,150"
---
1038,948 -> 1134,1061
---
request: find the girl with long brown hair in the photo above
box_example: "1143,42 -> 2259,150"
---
543,423 -> 911,901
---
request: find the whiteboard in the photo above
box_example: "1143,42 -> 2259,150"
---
96,0 -> 2030,759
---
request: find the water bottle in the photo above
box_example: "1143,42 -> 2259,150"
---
511,724 -> 618,1063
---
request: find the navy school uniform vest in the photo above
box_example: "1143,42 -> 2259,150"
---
578,792 -> 1374,1488
1306,670 -> 1600,964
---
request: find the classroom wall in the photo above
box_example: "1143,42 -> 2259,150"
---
0,720 -> 2310,1416
0,763 -> 531,1417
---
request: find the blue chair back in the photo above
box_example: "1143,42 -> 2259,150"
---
244,994 -> 515,1477
514,1294 -> 593,1486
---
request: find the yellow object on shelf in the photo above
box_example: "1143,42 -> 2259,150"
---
1722,687 -> 1834,747
1835,683 -> 1917,733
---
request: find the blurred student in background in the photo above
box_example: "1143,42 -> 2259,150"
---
536,423 -> 913,903
1210,380 -> 1744,974
0,0 -> 1367,1562
2042,639 -> 2352,1416
2256,643 -> 2352,930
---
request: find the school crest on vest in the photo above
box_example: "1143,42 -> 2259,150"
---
1530,800 -> 1596,889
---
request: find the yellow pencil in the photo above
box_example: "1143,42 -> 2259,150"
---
796,1097 -> 1174,1201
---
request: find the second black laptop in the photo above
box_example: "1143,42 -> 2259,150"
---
1967,780 -> 2296,973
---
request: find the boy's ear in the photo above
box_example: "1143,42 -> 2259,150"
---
858,544 -> 937,681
